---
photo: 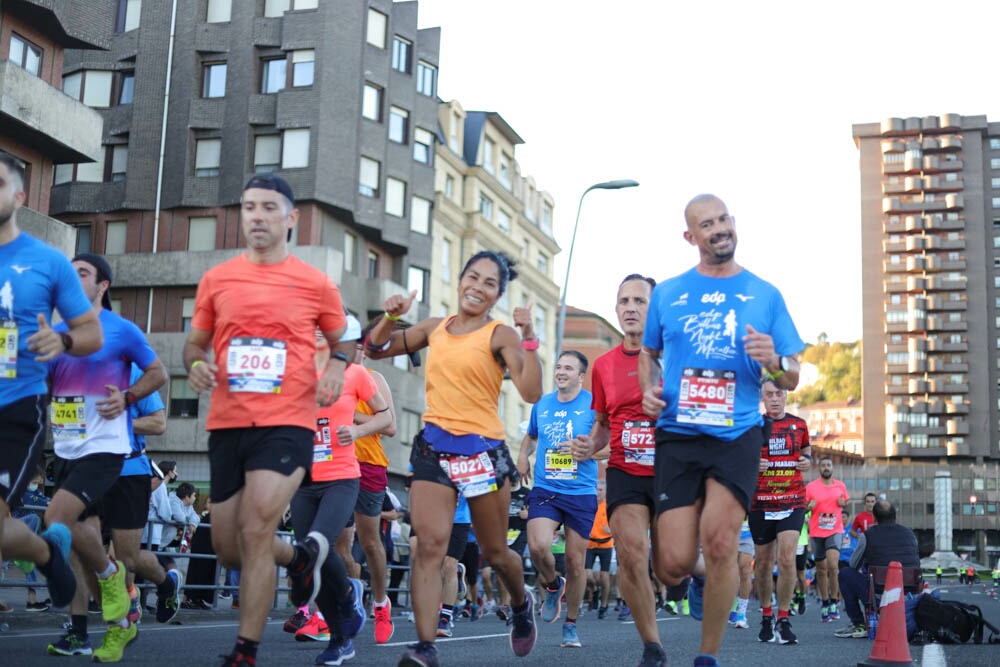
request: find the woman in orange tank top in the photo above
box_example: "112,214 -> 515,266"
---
366,251 -> 542,666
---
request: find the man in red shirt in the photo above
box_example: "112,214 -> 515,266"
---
849,493 -> 877,539
805,457 -> 849,624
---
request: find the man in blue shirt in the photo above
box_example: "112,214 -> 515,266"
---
640,194 -> 804,667
517,350 -> 596,649
0,152 -> 102,614
44,253 -> 166,660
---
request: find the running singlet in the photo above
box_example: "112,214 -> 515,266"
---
591,344 -> 654,477
49,309 -> 158,460
805,478 -> 849,538
527,390 -> 596,494
588,501 -> 614,550
121,363 -> 165,477
0,232 -> 91,406
191,254 -> 345,431
354,368 -> 390,469
752,413 -> 809,512
311,365 -> 377,482
642,267 -> 804,440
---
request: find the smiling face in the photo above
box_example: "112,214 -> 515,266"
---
457,257 -> 501,316
554,353 -> 584,393
684,195 -> 737,265
240,187 -> 297,253
616,278 -> 651,338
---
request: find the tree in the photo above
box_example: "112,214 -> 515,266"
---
791,338 -> 861,406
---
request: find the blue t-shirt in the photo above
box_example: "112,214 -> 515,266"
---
0,233 -> 91,407
643,267 -> 804,440
121,363 -> 165,477
49,309 -> 158,460
839,529 -> 858,563
528,390 -> 596,495
454,494 -> 471,524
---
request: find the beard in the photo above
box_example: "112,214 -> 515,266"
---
820,469 -> 832,479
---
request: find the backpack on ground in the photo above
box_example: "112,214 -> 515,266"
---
914,595 -> 1000,644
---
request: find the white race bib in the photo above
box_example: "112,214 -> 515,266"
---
677,367 -> 736,427
227,337 -> 286,393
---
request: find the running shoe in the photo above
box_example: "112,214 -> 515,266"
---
496,605 -> 511,622
374,598 -> 394,643
468,603 -> 480,622
398,641 -> 440,667
774,617 -> 797,644
219,651 -> 255,667
734,612 -> 749,629
834,623 -> 868,638
156,569 -> 181,624
728,610 -> 738,625
758,615 -> 774,643
340,577 -> 366,638
542,576 -> 566,623
289,532 -> 329,608
821,605 -> 830,623
796,594 -> 806,616
617,605 -> 632,621
92,622 -> 138,662
27,600 -> 51,612
597,606 -> 608,620
829,604 -> 841,621
47,631 -> 93,656
637,642 -> 667,667
693,655 -> 720,666
296,614 -> 331,642
315,638 -> 354,666
436,615 -> 452,638
681,598 -> 690,615
688,575 -> 705,621
99,560 -> 130,624
38,523 -> 76,608
456,562 -> 467,601
127,587 -> 142,626
561,621 -> 581,648
508,593 -> 537,657
285,609 -> 310,633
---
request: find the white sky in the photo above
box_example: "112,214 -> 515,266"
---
417,0 -> 1000,345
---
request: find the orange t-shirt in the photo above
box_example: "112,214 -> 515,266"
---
588,501 -> 614,550
422,318 -> 504,440
353,369 -> 389,468
311,365 -> 377,482
191,254 -> 345,431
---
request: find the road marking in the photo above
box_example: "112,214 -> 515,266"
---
624,617 -> 681,625
922,642 -> 946,667
381,632 -> 510,647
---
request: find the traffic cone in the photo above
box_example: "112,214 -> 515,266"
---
858,561 -> 914,667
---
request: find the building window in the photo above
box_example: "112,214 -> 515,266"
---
74,153 -> 105,183
291,49 -> 314,87
444,175 -> 454,199
188,217 -> 216,251
449,113 -> 460,151
441,238 -> 452,283
281,128 -> 310,169
483,138 -> 494,174
367,9 -> 387,48
499,155 -> 511,188
392,36 -> 412,73
408,266 -> 428,303
264,0 -> 289,17
416,61 -> 436,96
261,58 -> 286,94
105,221 -> 127,255
992,159 -> 1000,170
993,197 -> 1000,209
117,71 -> 134,104
388,106 -> 409,143
411,196 -> 431,234
202,62 -> 227,98
9,34 -> 42,76
63,70 -> 114,108
359,157 -> 380,197
479,194 -> 493,220
74,224 -> 92,254
367,250 -> 379,279
362,83 -> 382,121
534,308 -> 547,344
537,253 -> 548,274
181,297 -> 195,331
115,0 -> 141,33
195,138 -> 222,177
541,206 -> 553,235
169,376 -> 199,417
992,138 -> 1000,150
497,209 -> 511,234
206,0 -> 231,22
344,232 -> 356,273
413,128 -> 433,164
385,178 -> 406,217
109,146 -> 128,182
253,135 -> 281,173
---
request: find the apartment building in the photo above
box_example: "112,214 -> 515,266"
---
431,99 -> 560,449
51,0 -> 440,481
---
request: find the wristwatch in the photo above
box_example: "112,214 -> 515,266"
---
60,332 -> 74,352
122,390 -> 137,406
779,355 -> 790,372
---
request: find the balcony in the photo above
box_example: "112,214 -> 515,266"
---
946,401 -> 970,415
905,215 -> 924,231
939,136 -> 963,151
881,117 -> 906,135
882,182 -> 905,195
940,113 -> 962,129
924,215 -> 964,231
945,193 -> 964,209
883,239 -> 906,252
882,139 -> 905,153
904,236 -> 926,251
904,176 -> 925,193
906,276 -> 927,291
947,440 -> 971,457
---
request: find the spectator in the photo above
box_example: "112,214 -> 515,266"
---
6,467 -> 52,610
167,482 -> 200,550
183,500 -> 216,609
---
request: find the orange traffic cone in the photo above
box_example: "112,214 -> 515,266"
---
858,561 -> 915,667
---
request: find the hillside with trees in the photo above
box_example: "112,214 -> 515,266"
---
790,334 -> 862,406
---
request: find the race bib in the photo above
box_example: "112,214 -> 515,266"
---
227,337 -> 286,393
677,367 -> 736,427
544,449 -> 577,480
796,544 -> 806,555
621,419 -> 655,466
51,396 -> 86,441
818,512 -> 837,531
313,416 -> 333,462
439,451 -> 497,498
506,529 -> 521,546
1,319 -> 16,378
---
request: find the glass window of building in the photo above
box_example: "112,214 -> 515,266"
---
992,138 -> 1000,150
281,128 -> 310,168
188,217 -> 217,251
359,157 -> 380,197
483,139 -> 494,174
261,58 -> 286,94
497,209 -> 511,234
75,152 -> 105,183
264,0 -> 289,17
118,72 -> 134,104
499,155 -> 511,188
9,34 -> 42,76
416,61 -> 436,96
411,196 -> 431,234
64,70 -> 114,108
479,194 -> 493,220
362,83 -> 382,121
291,49 -> 314,87
169,377 -> 199,417
388,106 -> 409,143
367,9 -> 387,48
195,138 -> 222,177
441,238 -> 452,283
202,62 -> 227,98
206,0 -> 231,22
385,178 -> 406,217
344,232 -> 356,272
537,253 -> 548,274
414,128 -> 433,164
73,224 -> 92,254
105,221 -> 127,255
181,297 -> 196,331
115,0 -> 141,33
367,250 -> 379,279
408,266 -> 428,303
110,146 -> 128,182
392,37 -> 412,73
254,135 -> 281,173
993,158 -> 1000,170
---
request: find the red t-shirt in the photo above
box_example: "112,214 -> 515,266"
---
752,413 -> 809,512
805,478 -> 849,538
850,511 -> 875,535
591,345 -> 654,477
311,365 -> 377,482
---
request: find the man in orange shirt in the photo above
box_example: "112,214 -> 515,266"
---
184,175 -> 353,667
586,480 -> 614,619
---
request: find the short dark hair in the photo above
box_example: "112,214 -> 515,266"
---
158,460 -> 177,476
558,350 -> 588,374
818,455 -> 833,464
619,273 -> 656,290
864,492 -> 877,502
873,499 -> 896,524
0,151 -> 25,192
175,482 -> 197,500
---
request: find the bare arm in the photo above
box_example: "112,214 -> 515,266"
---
336,391 -> 392,444
132,408 -> 166,436
639,346 -> 666,419
516,434 -> 537,485
496,301 -> 542,403
98,358 -> 168,420
365,290 -> 436,360
368,370 -> 397,437
27,310 -> 103,362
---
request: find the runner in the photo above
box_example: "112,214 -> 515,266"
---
496,479 -> 530,621
517,350 -> 596,648
365,250 -> 541,667
849,493 -> 877,539
730,518 -> 753,630
184,174 -> 351,667
570,274 -> 669,667
0,151 -> 100,614
751,379 -> 811,645
640,194 -> 804,667
805,456 -> 849,623
793,517 -> 810,615
44,253 -> 167,660
586,480 -> 614,620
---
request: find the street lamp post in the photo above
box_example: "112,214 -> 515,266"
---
555,179 -> 639,355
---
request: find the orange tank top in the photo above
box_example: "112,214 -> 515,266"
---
354,368 -> 389,468
422,317 -> 505,440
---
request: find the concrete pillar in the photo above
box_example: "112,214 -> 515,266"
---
934,470 -> 953,553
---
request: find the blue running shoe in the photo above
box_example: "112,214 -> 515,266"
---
315,638 -> 354,666
561,621 -> 581,648
688,576 -> 705,622
693,654 -> 720,666
340,578 -> 366,638
38,523 -> 76,608
542,576 -> 565,623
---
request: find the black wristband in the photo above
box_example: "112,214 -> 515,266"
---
331,352 -> 349,364
60,332 -> 74,352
